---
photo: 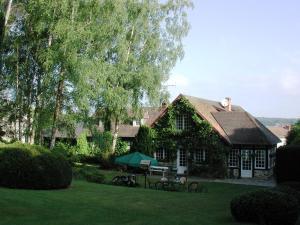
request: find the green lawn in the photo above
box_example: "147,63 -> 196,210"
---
0,180 -> 262,225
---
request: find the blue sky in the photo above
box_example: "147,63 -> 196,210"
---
167,0 -> 300,118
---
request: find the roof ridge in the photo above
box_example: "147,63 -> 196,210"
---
183,94 -> 242,109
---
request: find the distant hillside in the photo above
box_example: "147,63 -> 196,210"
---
257,117 -> 299,126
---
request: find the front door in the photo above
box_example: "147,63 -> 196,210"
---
177,149 -> 187,174
241,150 -> 253,178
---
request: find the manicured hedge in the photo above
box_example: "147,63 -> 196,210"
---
231,190 -> 299,225
275,145 -> 300,183
273,185 -> 300,210
0,144 -> 72,189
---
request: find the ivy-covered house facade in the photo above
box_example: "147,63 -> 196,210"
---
151,94 -> 280,178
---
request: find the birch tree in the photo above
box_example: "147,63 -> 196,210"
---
85,0 -> 193,153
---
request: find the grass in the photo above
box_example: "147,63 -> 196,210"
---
0,179 -> 263,225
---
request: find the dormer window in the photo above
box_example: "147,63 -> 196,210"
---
132,119 -> 140,126
176,114 -> 191,130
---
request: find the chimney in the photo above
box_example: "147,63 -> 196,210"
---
226,97 -> 232,112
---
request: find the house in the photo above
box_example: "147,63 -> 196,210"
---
151,94 -> 280,178
267,125 -> 290,148
42,107 -> 162,146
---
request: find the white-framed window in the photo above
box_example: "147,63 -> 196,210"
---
268,148 -> 276,169
228,149 -> 239,167
133,119 -> 140,126
194,149 -> 206,164
155,148 -> 166,160
255,150 -> 266,169
179,149 -> 187,166
176,114 -> 191,130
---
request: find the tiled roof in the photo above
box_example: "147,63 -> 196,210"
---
42,108 -> 161,139
267,126 -> 290,139
151,94 -> 280,146
212,112 -> 280,145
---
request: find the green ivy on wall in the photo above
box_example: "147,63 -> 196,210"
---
153,96 -> 229,178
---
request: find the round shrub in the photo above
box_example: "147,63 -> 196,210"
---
273,185 -> 300,210
0,145 -> 72,189
231,192 -> 258,223
231,190 -> 299,225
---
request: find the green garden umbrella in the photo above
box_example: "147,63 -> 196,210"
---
115,152 -> 158,168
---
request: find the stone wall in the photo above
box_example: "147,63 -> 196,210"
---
227,168 -> 239,178
254,169 -> 273,178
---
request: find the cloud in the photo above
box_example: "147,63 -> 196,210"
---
166,74 -> 190,87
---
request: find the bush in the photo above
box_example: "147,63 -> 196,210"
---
52,142 -> 75,158
72,165 -> 105,184
92,131 -> 113,154
76,131 -> 89,155
115,139 -> 129,156
0,144 -> 72,189
275,145 -> 300,183
231,192 -> 258,223
52,142 -> 79,163
231,190 -> 299,225
131,125 -> 156,155
189,164 -> 210,177
273,185 -> 300,210
286,121 -> 300,145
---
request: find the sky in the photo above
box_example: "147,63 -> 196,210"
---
167,0 -> 300,118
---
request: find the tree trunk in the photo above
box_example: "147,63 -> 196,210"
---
4,0 -> 12,26
31,72 -> 41,145
0,0 -> 12,49
50,71 -> 65,149
25,46 -> 32,143
15,44 -> 22,141
111,118 -> 119,153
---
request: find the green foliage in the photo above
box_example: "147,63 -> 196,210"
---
230,190 -> 299,225
153,96 -> 229,177
275,145 -> 300,183
115,139 -> 129,156
0,144 -> 72,189
92,130 -> 113,157
1,0 -> 192,147
131,125 -> 156,155
286,120 -> 300,145
273,185 -> 300,209
72,165 -> 105,184
76,130 -> 89,155
52,142 -> 78,163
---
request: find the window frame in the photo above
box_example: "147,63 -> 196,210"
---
155,148 -> 165,161
176,114 -> 191,131
194,149 -> 206,164
228,149 -> 239,168
179,149 -> 187,166
254,150 -> 266,169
